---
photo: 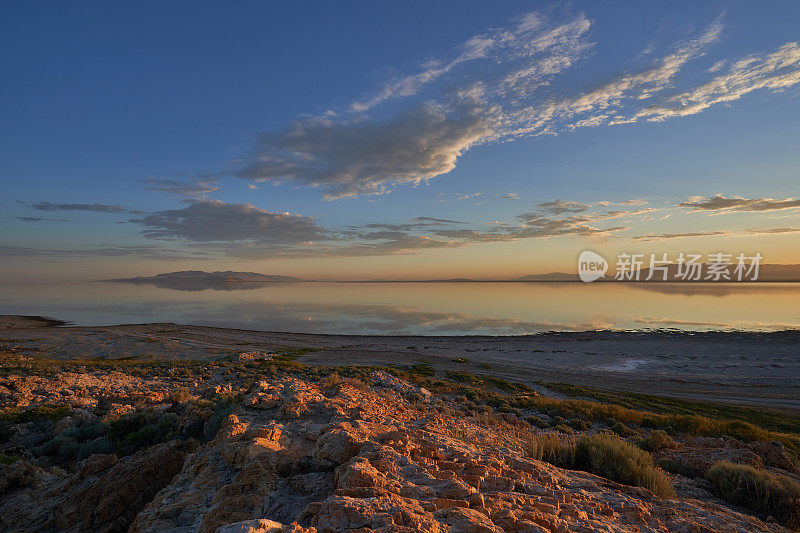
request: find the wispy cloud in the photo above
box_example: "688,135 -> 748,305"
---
678,194 -> 800,213
745,226 -> 800,236
631,230 -> 731,242
141,177 -> 220,198
22,201 -> 142,214
14,216 -> 71,223
0,244 -> 207,261
506,17 -> 724,134
533,199 -> 590,215
349,12 -> 592,112
632,42 -> 800,122
231,11 -> 800,200
234,11 -> 593,199
631,225 -> 800,242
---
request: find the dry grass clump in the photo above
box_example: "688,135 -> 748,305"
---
525,432 -> 576,466
706,461 -> 800,527
575,433 -> 675,498
525,431 -> 674,498
640,429 -> 674,452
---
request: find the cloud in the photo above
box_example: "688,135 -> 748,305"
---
237,103 -> 495,199
234,11 -> 593,198
631,230 -> 731,242
745,226 -> 800,236
204,235 -> 463,260
177,197 -> 636,259
350,12 -> 592,112
534,199 -> 590,215
349,217 -> 465,233
502,17 -> 723,136
631,225 -> 800,241
141,177 -> 220,198
14,216 -> 71,223
499,192 -> 520,199
411,216 -> 465,225
633,42 -> 800,122
228,13 -> 798,200
0,244 -> 207,261
456,192 -> 482,200
24,201 -> 142,214
131,199 -> 330,243
678,194 -> 800,213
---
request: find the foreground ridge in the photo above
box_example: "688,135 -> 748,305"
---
0,357 -> 789,532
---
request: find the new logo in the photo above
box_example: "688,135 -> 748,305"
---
578,250 -> 607,283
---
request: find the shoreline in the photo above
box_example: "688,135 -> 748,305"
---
2,314 -> 798,412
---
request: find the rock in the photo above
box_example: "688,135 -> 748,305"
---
51,439 -> 197,532
434,507 -> 503,532
747,440 -> 798,473
215,518 -> 283,533
237,352 -> 276,362
313,423 -> 366,468
370,371 -> 431,399
79,453 -> 119,478
0,370 -> 787,533
0,460 -> 37,494
658,439 -> 766,478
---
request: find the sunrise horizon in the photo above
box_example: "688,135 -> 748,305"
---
3,2 -> 800,281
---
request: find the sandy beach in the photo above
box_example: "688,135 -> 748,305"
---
2,315 -> 797,411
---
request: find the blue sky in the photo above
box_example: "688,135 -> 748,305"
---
2,1 -> 800,280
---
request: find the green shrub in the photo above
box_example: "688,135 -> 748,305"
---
527,416 -> 548,429
203,398 -> 237,441
0,404 -> 72,424
409,364 -> 435,376
76,437 -> 114,460
555,424 -> 575,435
612,421 -> 634,437
106,410 -> 179,454
706,461 -> 800,527
464,389 -> 479,402
570,418 -> 591,431
447,371 -> 481,384
0,453 -> 24,465
498,402 -> 513,413
641,430 -> 674,451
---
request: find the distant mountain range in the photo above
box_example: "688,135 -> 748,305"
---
517,264 -> 800,282
108,265 -> 800,290
515,272 -> 577,281
108,270 -> 302,291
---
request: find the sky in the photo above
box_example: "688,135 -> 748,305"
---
2,0 -> 800,281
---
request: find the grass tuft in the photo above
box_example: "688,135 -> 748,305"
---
706,461 -> 800,527
525,432 -> 674,498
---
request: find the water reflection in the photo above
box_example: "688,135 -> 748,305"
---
1,281 -> 798,335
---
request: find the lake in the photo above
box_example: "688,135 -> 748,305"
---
2,281 -> 799,335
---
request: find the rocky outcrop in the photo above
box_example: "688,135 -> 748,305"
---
129,376 -> 785,532
657,436 -> 800,479
0,371 -> 791,532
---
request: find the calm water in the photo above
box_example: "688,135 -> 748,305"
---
1,281 -> 799,335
